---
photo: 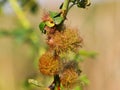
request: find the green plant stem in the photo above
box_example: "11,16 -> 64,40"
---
8,0 -> 30,29
62,0 -> 70,11
61,0 -> 70,18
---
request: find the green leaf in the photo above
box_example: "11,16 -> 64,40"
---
45,21 -> 55,27
74,54 -> 84,62
39,22 -> 46,33
0,30 -> 10,37
77,0 -> 91,8
30,2 -> 38,14
11,28 -> 29,44
28,79 -> 43,87
60,84 -> 65,90
49,11 -> 60,18
78,50 -> 97,58
80,75 -> 90,86
53,16 -> 64,25
75,86 -> 82,90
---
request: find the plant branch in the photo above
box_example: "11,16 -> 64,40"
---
68,3 -> 75,11
61,0 -> 70,18
61,0 -> 70,11
8,0 -> 30,29
68,2 -> 78,11
48,74 -> 60,90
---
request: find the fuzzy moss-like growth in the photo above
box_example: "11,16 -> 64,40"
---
60,68 -> 79,88
39,51 -> 61,76
60,61 -> 81,88
51,28 -> 83,55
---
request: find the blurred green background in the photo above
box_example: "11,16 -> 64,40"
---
0,0 -> 120,90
